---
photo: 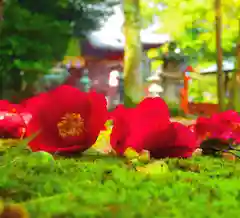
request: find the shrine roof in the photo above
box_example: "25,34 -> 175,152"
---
81,5 -> 170,56
200,60 -> 235,74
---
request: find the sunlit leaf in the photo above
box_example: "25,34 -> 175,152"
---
29,151 -> 55,166
0,139 -> 20,152
92,128 -> 112,154
124,147 -> 139,160
136,160 -> 169,176
138,150 -> 150,163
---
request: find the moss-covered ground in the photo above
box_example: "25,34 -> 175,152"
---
0,144 -> 240,218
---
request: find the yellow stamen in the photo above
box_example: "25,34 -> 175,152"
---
57,113 -> 84,138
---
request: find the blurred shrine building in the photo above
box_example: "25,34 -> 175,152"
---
63,31 -> 169,100
41,6 -> 194,109
40,6 -> 239,114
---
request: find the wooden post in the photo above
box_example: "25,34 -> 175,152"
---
0,0 -> 3,21
235,19 -> 240,111
180,72 -> 189,114
215,0 -> 225,111
227,19 -> 240,110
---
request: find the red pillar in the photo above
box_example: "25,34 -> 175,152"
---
180,66 -> 193,114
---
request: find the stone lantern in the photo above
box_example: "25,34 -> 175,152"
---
148,83 -> 163,97
161,43 -> 186,103
146,74 -> 164,97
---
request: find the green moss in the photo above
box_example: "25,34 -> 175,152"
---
166,101 -> 184,117
1,146 -> 240,218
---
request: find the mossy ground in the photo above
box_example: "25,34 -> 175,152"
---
0,144 -> 240,218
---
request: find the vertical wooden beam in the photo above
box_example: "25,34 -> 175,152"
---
0,0 -> 3,21
227,19 -> 240,110
235,19 -> 240,111
215,0 -> 225,111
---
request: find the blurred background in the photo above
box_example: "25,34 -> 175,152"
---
0,0 -> 239,114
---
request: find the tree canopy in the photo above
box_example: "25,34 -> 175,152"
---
141,0 -> 240,64
0,0 -> 116,99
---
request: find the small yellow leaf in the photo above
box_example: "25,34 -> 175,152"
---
124,147 -> 139,159
92,127 -> 112,154
137,161 -> 169,176
138,150 -> 150,163
104,120 -> 113,128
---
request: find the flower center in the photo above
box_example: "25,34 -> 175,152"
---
57,113 -> 84,138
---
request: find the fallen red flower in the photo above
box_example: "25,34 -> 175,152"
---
193,110 -> 240,146
110,97 -> 197,158
0,100 -> 29,138
25,85 -> 108,153
148,122 -> 197,158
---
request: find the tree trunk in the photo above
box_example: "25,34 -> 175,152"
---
215,0 -> 225,111
226,19 -> 240,111
123,0 -> 144,107
0,0 -> 3,21
234,19 -> 240,111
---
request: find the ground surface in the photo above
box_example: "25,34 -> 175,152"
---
0,143 -> 240,218
170,117 -> 195,126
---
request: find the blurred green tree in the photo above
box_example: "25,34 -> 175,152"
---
141,0 -> 240,111
141,0 -> 240,64
0,0 -> 116,100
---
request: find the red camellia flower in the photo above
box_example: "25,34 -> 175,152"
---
0,100 -> 29,138
25,85 -> 108,153
163,122 -> 197,158
194,110 -> 240,144
0,100 -> 23,112
193,117 -> 214,142
110,97 -> 197,158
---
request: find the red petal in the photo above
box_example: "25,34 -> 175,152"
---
26,85 -> 107,153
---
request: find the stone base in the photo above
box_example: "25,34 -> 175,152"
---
162,80 -> 183,104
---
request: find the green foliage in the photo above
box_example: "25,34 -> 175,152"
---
1,146 -> 240,217
187,73 -> 236,104
66,38 -> 81,56
188,74 -> 218,103
0,0 -> 116,99
0,0 -> 71,96
1,1 -> 70,68
166,101 -> 184,117
18,0 -> 117,37
141,0 -> 240,63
